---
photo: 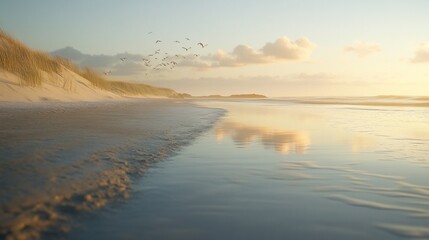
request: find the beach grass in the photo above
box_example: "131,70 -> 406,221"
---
0,30 -> 178,97
0,30 -> 62,86
79,68 -> 176,97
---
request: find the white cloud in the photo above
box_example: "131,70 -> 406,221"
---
344,41 -> 381,57
262,37 -> 315,60
51,36 -> 316,75
410,43 -> 429,63
191,36 -> 315,68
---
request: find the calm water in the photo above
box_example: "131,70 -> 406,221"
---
70,99 -> 429,239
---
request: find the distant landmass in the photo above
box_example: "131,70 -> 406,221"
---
195,94 -> 267,99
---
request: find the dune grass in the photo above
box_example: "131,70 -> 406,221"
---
78,68 -> 177,97
0,30 -> 62,86
0,30 -> 179,97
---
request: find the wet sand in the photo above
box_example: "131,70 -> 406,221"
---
67,99 -> 429,240
0,100 -> 224,239
2,98 -> 429,240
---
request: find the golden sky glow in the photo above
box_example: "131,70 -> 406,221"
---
1,1 -> 428,96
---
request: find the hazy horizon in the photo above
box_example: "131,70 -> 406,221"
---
1,0 -> 428,97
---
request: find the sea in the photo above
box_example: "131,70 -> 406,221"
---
0,96 -> 429,240
1,97 -> 429,239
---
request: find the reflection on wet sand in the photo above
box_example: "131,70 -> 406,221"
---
215,121 -> 310,154
201,100 -> 429,239
279,157 -> 429,236
58,99 -> 429,240
348,135 -> 376,153
376,224 -> 429,239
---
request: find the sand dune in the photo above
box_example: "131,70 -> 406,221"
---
0,69 -> 181,102
0,31 -> 182,103
0,70 -> 123,102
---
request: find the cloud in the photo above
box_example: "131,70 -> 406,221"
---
211,49 -> 245,67
111,61 -> 148,75
176,54 -> 212,68
344,41 -> 381,57
51,47 -> 147,76
50,36 -> 315,75
410,43 -> 429,63
79,54 -> 117,68
262,37 -> 315,59
232,45 -> 268,64
191,36 -> 315,68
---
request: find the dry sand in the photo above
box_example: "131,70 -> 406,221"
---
0,69 -> 126,103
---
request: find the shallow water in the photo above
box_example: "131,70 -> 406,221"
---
68,99 -> 429,240
0,100 -> 223,239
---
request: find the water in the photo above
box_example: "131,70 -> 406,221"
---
0,100 -> 224,239
68,99 -> 429,240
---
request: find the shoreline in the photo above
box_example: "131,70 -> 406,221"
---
0,100 -> 225,240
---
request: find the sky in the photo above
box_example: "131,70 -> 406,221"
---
1,0 -> 429,96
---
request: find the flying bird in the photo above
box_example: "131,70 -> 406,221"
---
185,38 -> 190,41
120,57 -> 127,61
155,40 -> 162,43
197,42 -> 208,48
182,47 -> 191,51
104,70 -> 111,75
174,40 -> 181,43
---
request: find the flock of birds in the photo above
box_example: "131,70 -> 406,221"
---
104,32 -> 208,76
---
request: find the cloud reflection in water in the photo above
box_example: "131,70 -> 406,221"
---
215,121 -> 310,154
